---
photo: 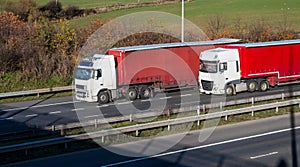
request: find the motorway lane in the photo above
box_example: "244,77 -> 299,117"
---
0,84 -> 299,134
4,111 -> 300,167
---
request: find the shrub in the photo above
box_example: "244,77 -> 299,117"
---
4,0 -> 37,20
39,0 -> 62,19
63,5 -> 84,19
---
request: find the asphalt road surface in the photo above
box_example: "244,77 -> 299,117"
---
0,84 -> 300,134
4,111 -> 300,167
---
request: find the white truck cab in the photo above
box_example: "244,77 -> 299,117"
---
199,48 -> 242,95
75,54 -> 117,102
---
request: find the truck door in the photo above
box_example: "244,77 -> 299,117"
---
221,60 -> 240,85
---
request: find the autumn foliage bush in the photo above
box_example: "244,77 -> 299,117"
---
0,12 -> 81,91
0,1 -> 299,92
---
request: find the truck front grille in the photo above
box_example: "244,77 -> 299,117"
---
76,84 -> 85,90
201,80 -> 213,91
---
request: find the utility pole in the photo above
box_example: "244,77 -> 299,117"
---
181,0 -> 184,42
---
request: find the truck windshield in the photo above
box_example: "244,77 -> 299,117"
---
200,60 -> 218,73
76,68 -> 92,80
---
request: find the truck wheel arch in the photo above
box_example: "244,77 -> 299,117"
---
97,89 -> 111,104
127,87 -> 138,100
258,79 -> 269,92
247,80 -> 258,92
225,84 -> 235,96
139,86 -> 152,99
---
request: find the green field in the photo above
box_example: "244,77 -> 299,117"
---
69,0 -> 300,31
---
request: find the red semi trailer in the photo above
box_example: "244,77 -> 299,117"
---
199,39 -> 300,95
75,38 -> 240,103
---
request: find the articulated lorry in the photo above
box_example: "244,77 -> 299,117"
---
199,39 -> 300,95
75,38 -> 240,103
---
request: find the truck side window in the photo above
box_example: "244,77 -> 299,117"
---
219,62 -> 227,72
97,69 -> 102,78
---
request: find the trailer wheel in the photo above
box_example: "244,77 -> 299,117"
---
259,80 -> 269,92
128,88 -> 138,100
225,85 -> 234,96
247,80 -> 257,92
98,91 -> 109,104
140,87 -> 152,99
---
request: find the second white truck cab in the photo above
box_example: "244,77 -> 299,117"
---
199,48 -> 244,95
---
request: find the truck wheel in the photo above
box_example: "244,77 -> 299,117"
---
225,85 -> 234,96
259,80 -> 269,92
128,88 -> 138,100
247,80 -> 257,92
140,87 -> 152,99
98,91 -> 109,104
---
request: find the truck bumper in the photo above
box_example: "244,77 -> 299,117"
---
75,90 -> 97,102
199,88 -> 225,95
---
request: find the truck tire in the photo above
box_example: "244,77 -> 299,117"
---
140,86 -> 152,99
225,85 -> 234,96
98,91 -> 109,104
259,80 -> 269,92
247,80 -> 257,92
128,88 -> 138,100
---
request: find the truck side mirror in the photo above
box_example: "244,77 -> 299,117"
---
219,64 -> 224,72
95,69 -> 102,80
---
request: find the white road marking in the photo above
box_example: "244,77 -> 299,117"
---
25,114 -> 38,118
84,115 -> 100,118
97,104 -> 110,108
72,108 -> 85,111
117,101 -> 132,105
141,99 -> 151,102
0,117 -> 14,121
101,126 -> 300,167
159,97 -> 172,100
49,111 -> 62,115
181,94 -> 192,97
250,152 -> 278,159
2,101 -> 79,112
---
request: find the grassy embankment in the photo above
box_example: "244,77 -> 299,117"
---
71,0 -> 300,30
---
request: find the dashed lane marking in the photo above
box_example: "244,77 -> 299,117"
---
25,114 -> 38,118
72,108 -> 85,111
180,94 -> 192,97
159,97 -> 172,100
84,115 -> 100,119
2,101 -> 80,112
49,111 -> 62,115
250,152 -> 278,159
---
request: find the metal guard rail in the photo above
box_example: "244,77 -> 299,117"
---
0,86 -> 73,98
1,98 -> 299,154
